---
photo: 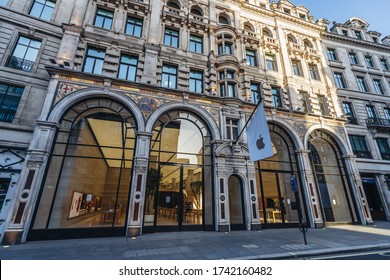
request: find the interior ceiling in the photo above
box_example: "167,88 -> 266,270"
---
88,118 -> 130,168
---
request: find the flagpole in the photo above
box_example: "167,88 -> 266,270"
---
234,95 -> 263,145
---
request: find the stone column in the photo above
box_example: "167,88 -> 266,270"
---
1,121 -> 59,244
140,43 -> 161,84
246,160 -> 261,231
296,149 -> 324,227
126,132 -> 153,237
69,0 -> 89,26
343,155 -> 373,224
214,149 -> 229,232
56,24 -> 83,67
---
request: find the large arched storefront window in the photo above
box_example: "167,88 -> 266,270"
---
144,110 -> 213,232
308,130 -> 357,223
29,98 -> 137,240
255,123 -> 306,228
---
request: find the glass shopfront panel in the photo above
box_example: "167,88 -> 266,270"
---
310,137 -> 353,223
255,124 -> 305,227
144,110 -> 213,231
31,99 -> 136,239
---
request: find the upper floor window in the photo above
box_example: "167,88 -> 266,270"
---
190,7 -> 203,16
94,8 -> 114,30
217,34 -> 233,55
82,47 -> 105,75
189,70 -> 203,93
356,76 -> 368,92
355,30 -> 363,40
317,95 -> 328,115
384,107 -> 390,120
373,79 -> 384,95
334,72 -> 346,88
265,54 -> 277,71
327,48 -> 337,60
342,29 -> 349,36
365,55 -> 375,68
7,36 -> 41,72
291,59 -> 303,76
118,54 -> 138,82
380,59 -> 389,71
349,135 -> 371,158
219,15 -> 230,25
125,17 -> 143,37
376,138 -> 390,160
226,118 -> 238,140
250,82 -> 261,104
300,91 -> 311,113
366,105 -> 377,120
219,69 -> 236,98
349,52 -> 359,65
309,64 -> 320,80
167,1 -> 180,9
342,101 -> 358,125
0,83 -> 24,123
271,87 -> 282,108
189,34 -> 203,53
372,37 -> 379,43
164,28 -> 179,48
246,49 -> 257,66
162,64 -> 177,89
29,0 -> 56,21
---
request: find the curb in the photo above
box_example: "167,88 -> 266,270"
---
227,243 -> 390,260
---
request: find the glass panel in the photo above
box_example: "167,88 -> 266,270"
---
183,165 -> 202,225
310,138 -> 352,223
156,164 -> 180,226
278,173 -> 299,223
228,175 -> 244,224
261,172 -> 283,224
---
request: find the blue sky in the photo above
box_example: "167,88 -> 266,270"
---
289,0 -> 390,37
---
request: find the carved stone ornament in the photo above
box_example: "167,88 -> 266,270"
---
55,83 -> 86,104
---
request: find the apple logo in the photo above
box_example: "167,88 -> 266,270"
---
256,135 -> 265,150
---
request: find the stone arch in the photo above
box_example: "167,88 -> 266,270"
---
218,13 -> 231,25
243,22 -> 255,32
262,27 -> 273,38
303,39 -> 313,48
190,5 -> 203,16
166,0 -> 181,10
304,124 -> 352,156
145,102 -> 221,140
47,88 -> 145,131
267,117 -> 305,150
287,33 -> 297,43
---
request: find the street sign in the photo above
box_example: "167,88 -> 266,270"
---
290,175 -> 298,192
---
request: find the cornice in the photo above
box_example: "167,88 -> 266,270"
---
323,32 -> 390,52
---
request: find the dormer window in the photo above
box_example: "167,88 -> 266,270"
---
190,7 -> 203,16
372,37 -> 378,43
355,30 -> 363,40
299,14 -> 306,20
342,30 -> 349,36
283,8 -> 290,14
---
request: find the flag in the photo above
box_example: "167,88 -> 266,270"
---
246,102 -> 273,161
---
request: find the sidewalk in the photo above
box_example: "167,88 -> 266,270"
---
1,221 -> 390,260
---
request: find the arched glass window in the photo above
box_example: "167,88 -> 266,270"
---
190,6 -> 203,16
308,130 -> 357,223
217,34 -> 234,56
219,15 -> 230,25
263,28 -> 273,38
144,110 -> 213,232
255,123 -> 306,227
31,98 -> 137,239
219,68 -> 237,98
167,1 -> 180,9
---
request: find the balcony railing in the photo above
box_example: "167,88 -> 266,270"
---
6,56 -> 35,72
0,108 -> 16,123
366,117 -> 390,131
380,153 -> 390,160
353,150 -> 372,159
346,116 -> 359,125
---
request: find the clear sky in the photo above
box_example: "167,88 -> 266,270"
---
289,0 -> 390,37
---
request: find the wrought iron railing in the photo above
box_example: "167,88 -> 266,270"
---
366,117 -> 390,128
6,56 -> 35,72
353,150 -> 372,159
0,109 -> 16,122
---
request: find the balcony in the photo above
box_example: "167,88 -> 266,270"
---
187,14 -> 207,27
288,42 -> 304,56
366,117 -> 390,132
162,5 -> 185,24
6,56 -> 35,72
243,30 -> 259,44
262,36 -> 279,52
305,47 -> 321,61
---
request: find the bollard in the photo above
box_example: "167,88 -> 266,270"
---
299,222 -> 308,245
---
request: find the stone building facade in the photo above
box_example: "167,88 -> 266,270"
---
0,0 -> 382,244
322,18 -> 390,222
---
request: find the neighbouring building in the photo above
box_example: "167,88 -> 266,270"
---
0,0 -> 386,244
322,17 -> 390,222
